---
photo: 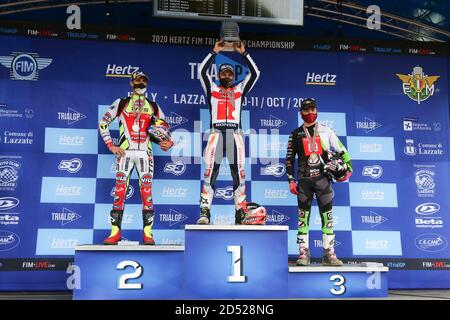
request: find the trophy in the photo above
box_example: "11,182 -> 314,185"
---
220,21 -> 241,52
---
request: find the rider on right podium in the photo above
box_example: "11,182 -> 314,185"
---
285,98 -> 353,266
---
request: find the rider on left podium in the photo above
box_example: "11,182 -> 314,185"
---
99,71 -> 174,245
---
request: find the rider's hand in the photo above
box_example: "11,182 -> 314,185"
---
234,41 -> 245,54
213,40 -> 226,54
159,139 -> 174,152
109,145 -> 125,157
289,180 -> 300,195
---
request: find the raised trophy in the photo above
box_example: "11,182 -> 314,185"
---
220,21 -> 241,51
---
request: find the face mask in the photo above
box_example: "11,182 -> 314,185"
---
301,112 -> 318,124
220,78 -> 233,88
133,83 -> 147,95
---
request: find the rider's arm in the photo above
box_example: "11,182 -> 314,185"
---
241,52 -> 260,95
199,51 -> 216,97
285,131 -> 298,182
99,98 -> 120,149
329,129 -> 353,171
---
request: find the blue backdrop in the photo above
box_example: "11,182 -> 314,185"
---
0,32 -> 449,290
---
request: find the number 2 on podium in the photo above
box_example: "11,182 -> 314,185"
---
227,245 -> 247,283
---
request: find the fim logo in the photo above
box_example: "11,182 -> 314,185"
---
0,52 -> 52,80
361,211 -> 388,228
163,161 -> 186,176
266,209 -> 290,225
415,169 -> 436,197
58,158 -> 82,173
261,163 -> 286,177
404,139 -> 416,156
51,208 -> 82,226
362,165 -> 383,179
57,107 -> 87,125
159,209 -> 188,227
396,66 -> 440,104
215,186 -> 234,200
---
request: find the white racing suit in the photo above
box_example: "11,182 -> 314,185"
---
199,50 -> 260,212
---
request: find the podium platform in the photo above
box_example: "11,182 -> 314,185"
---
73,245 -> 184,300
184,225 -> 289,299
73,225 -> 389,299
289,263 -> 389,298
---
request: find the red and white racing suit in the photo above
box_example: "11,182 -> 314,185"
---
99,94 -> 165,211
199,50 -> 260,210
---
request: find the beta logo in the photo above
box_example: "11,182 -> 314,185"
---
415,203 -> 440,215
0,197 -> 19,211
58,158 -> 82,173
164,161 -> 186,176
215,186 -> 234,200
415,233 -> 448,252
0,52 -> 52,81
362,165 -> 383,179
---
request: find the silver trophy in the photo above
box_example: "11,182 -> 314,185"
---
220,21 -> 241,52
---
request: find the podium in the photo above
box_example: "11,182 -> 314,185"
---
288,263 -> 389,298
184,225 -> 289,299
73,245 -> 184,300
73,225 -> 389,299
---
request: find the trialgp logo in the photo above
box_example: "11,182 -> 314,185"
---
0,52 -> 52,80
396,66 -> 440,104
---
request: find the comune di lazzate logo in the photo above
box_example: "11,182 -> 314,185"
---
0,52 -> 52,80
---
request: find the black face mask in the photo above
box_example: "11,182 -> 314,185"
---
133,83 -> 147,90
220,78 -> 233,88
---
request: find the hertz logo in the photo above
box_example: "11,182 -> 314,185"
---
305,72 -> 337,86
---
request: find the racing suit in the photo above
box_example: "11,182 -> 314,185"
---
199,50 -> 260,215
99,94 -> 166,243
285,123 -> 352,260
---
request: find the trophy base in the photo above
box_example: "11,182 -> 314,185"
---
222,41 -> 238,52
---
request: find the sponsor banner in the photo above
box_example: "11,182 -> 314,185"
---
200,157 -> 252,181
40,177 -> 96,204
251,181 -> 296,206
44,128 -> 98,154
297,112 -> 347,136
35,229 -> 93,255
347,137 -> 395,160
352,231 -> 402,256
152,179 -> 200,205
309,206 -> 352,231
349,183 -> 398,207
0,258 -> 73,271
